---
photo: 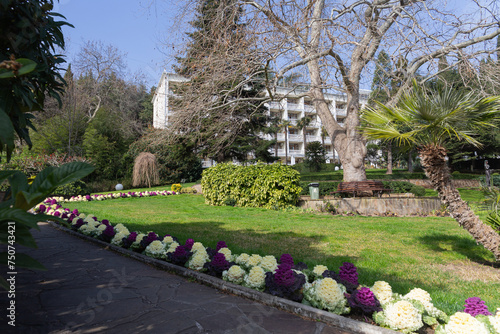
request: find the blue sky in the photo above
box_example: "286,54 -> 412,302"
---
54,0 -> 182,87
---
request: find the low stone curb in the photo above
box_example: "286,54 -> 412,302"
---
47,221 -> 397,334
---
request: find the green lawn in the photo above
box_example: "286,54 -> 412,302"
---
62,192 -> 500,315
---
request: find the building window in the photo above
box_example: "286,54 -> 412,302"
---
289,128 -> 298,135
289,143 -> 299,151
288,113 -> 298,120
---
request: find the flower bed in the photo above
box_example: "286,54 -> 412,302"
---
46,189 -> 177,203
35,197 -> 500,334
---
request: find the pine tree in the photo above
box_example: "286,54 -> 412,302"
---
369,50 -> 393,104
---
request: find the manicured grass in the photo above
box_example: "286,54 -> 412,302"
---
62,193 -> 500,315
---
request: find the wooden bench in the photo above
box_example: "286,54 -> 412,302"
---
333,181 -> 392,198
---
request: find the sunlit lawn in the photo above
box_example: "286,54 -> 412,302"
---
62,189 -> 500,316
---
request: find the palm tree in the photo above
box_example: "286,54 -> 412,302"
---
361,81 -> 500,261
278,120 -> 292,164
297,116 -> 312,157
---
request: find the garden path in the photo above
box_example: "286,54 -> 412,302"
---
0,222 -> 356,334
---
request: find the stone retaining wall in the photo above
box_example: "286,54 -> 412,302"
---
298,197 -> 442,216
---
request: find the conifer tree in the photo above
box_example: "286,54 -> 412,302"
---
171,0 -> 276,163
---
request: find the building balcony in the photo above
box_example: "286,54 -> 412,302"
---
289,150 -> 304,157
306,135 -> 321,142
269,101 -> 282,110
287,118 -> 298,125
287,102 -> 302,111
336,108 -> 347,117
304,105 -> 315,113
288,134 -> 302,142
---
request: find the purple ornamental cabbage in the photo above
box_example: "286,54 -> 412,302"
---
36,204 -> 46,213
101,219 -> 110,226
61,213 -> 68,219
203,253 -> 232,277
322,270 -> 358,293
339,262 -> 359,286
265,263 -> 306,302
184,238 -> 194,251
279,254 -> 294,267
73,218 -> 85,230
140,232 -> 159,248
347,287 -> 382,315
273,264 -> 295,287
167,245 -> 193,266
464,297 -> 492,317
100,225 -> 116,243
122,232 -> 138,249
216,241 -> 228,252
72,209 -> 79,215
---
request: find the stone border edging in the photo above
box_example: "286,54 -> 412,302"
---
47,221 -> 397,334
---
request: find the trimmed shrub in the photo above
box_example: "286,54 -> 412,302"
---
382,181 -> 426,196
202,163 -> 302,209
171,184 -> 182,192
52,180 -> 91,197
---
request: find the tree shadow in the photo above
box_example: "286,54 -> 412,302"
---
124,220 -> 476,303
418,233 -> 499,268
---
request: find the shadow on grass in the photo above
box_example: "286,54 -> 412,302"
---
123,220 -> 477,313
418,233 -> 499,268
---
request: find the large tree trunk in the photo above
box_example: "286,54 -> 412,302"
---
308,63 -> 367,182
420,144 -> 500,261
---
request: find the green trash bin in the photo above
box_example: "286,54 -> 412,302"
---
308,183 -> 320,200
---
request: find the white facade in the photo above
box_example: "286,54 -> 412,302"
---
152,72 -> 189,129
152,72 -> 370,166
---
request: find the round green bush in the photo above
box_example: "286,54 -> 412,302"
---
202,163 -> 302,209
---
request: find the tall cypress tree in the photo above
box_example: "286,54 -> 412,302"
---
172,0 -> 277,163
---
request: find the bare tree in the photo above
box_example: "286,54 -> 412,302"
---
74,40 -> 127,122
168,0 -> 500,181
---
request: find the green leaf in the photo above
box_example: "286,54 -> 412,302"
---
26,162 -> 94,207
0,58 -> 37,78
0,107 -> 15,153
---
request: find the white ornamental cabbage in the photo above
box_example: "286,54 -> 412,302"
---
166,242 -> 180,254
313,265 -> 328,276
303,278 -> 349,315
218,247 -> 232,261
247,254 -> 262,267
111,231 -> 128,246
235,253 -> 250,266
244,266 -> 266,289
191,242 -> 206,253
383,300 -> 423,333
438,312 -> 489,334
372,281 -> 393,305
188,252 -> 209,271
222,265 -> 246,285
144,240 -> 166,259
260,256 -> 278,272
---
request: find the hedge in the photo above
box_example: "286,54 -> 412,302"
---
201,163 -> 302,209
299,180 -> 426,197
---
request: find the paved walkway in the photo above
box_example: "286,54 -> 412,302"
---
1,223 -> 355,334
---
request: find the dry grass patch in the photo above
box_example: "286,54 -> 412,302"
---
433,261 -> 500,283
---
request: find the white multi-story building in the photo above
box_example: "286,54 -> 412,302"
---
152,71 -> 370,166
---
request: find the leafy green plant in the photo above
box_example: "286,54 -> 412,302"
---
0,162 -> 94,289
202,162 -> 302,209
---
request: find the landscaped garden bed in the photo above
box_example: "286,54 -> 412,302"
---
36,192 -> 500,334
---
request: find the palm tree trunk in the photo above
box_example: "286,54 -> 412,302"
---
386,144 -> 393,174
420,144 -> 500,261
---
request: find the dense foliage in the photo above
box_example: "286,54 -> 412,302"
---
127,129 -> 203,184
304,141 -> 327,172
201,162 -> 302,209
0,0 -> 72,160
